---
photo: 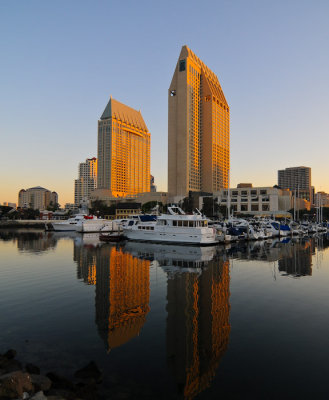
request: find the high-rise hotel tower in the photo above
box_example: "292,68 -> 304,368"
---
97,97 -> 150,198
74,157 -> 98,207
278,166 -> 312,202
168,46 -> 230,199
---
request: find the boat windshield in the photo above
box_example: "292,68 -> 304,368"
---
172,220 -> 207,227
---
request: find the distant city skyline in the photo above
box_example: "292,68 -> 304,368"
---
1,0 -> 329,205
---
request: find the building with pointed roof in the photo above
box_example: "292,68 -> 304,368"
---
97,97 -> 151,197
168,45 -> 230,200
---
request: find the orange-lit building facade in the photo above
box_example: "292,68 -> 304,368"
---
168,46 -> 230,199
105,247 -> 150,349
97,97 -> 151,197
74,242 -> 151,351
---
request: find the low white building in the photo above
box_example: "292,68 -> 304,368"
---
214,186 -> 292,216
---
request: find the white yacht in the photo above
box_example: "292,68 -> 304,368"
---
123,206 -> 217,245
52,214 -> 112,233
51,214 -> 86,231
74,233 -> 102,248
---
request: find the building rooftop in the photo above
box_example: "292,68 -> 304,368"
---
180,45 -> 228,106
100,97 -> 148,132
29,186 -> 48,191
279,166 -> 310,170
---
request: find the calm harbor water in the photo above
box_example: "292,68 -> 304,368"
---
1,230 -> 329,399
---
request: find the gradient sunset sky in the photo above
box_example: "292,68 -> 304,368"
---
1,0 -> 328,205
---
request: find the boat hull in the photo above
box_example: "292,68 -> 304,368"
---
51,223 -> 80,231
124,228 -> 217,245
77,220 -> 112,233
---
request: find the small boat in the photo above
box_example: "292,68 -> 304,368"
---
51,214 -> 86,231
99,232 -> 126,242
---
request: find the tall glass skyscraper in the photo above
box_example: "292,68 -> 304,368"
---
168,45 -> 230,200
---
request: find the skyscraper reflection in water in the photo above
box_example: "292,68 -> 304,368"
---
97,246 -> 150,350
73,239 -> 231,398
278,240 -> 314,277
0,230 -> 58,253
74,239 -> 97,285
165,258 -> 230,399
74,242 -> 150,351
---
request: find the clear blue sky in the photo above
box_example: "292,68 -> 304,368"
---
1,0 -> 328,205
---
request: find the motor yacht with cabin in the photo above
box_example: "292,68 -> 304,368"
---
123,206 -> 217,245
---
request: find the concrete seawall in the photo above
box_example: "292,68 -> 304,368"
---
0,220 -> 57,229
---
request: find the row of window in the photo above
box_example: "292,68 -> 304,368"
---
230,205 -> 270,212
221,197 -> 269,203
223,190 -> 268,196
171,220 -> 207,227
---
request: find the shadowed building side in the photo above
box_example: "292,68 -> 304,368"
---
95,246 -> 112,342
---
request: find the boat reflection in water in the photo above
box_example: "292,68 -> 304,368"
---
124,241 -> 218,273
74,232 -> 104,247
227,238 -> 317,278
